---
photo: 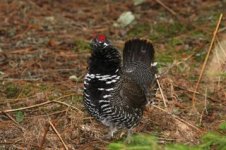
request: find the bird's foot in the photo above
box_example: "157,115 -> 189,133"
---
125,136 -> 132,144
125,129 -> 133,144
103,126 -> 117,140
102,133 -> 113,140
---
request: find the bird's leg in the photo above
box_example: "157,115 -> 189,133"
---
125,129 -> 133,143
146,84 -> 158,105
103,126 -> 117,140
109,126 -> 117,137
145,89 -> 151,105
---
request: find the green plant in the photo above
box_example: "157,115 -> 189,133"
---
108,123 -> 226,150
73,39 -> 90,52
108,134 -> 160,150
15,111 -> 24,123
219,122 -> 226,131
128,23 -> 151,37
199,132 -> 226,150
5,83 -> 20,98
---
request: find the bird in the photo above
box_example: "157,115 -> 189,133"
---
83,35 -> 157,139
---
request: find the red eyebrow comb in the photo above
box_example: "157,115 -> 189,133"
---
97,34 -> 106,42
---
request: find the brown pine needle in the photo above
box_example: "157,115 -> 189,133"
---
49,120 -> 68,150
191,13 -> 223,109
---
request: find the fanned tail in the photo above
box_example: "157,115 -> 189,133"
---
123,39 -> 155,67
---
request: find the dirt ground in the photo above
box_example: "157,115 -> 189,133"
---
0,0 -> 226,149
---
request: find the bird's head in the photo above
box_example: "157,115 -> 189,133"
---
88,34 -> 121,74
90,34 -> 111,51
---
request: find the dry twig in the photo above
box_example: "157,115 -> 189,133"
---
3,112 -> 25,132
174,85 -> 218,102
1,101 -> 52,113
155,0 -> 178,17
1,94 -> 82,114
52,100 -> 83,114
49,120 -> 68,150
191,14 -> 223,109
155,75 -> 167,107
39,123 -> 50,150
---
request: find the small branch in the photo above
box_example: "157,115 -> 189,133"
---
49,120 -> 68,150
3,112 -> 25,132
52,100 -> 83,114
155,0 -> 178,18
1,94 -> 82,114
155,75 -> 167,107
1,101 -> 52,113
153,105 -> 202,132
174,84 -> 218,102
39,123 -> 50,150
0,139 -> 22,145
3,78 -> 42,81
191,13 -> 223,109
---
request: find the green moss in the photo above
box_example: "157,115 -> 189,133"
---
194,51 -> 206,62
218,72 -> 226,79
196,10 -> 221,28
190,30 -> 207,39
39,83 -> 48,91
73,39 -> 90,52
108,134 -> 160,150
188,75 -> 199,83
21,84 -> 33,97
128,20 -> 186,43
128,23 -> 151,37
150,21 -> 186,41
15,111 -> 24,123
71,95 -> 83,103
169,37 -> 184,46
156,53 -> 174,68
5,83 -> 20,98
219,122 -> 226,131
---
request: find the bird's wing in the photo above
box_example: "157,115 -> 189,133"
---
117,71 -> 147,109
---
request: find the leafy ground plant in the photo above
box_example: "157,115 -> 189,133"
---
108,122 -> 226,150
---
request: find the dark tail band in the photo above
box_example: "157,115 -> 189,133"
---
123,38 -> 155,67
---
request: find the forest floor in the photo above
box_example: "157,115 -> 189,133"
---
0,0 -> 226,149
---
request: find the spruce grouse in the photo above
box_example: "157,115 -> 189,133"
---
83,35 -> 157,138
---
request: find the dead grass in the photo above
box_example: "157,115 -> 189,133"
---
206,39 -> 226,91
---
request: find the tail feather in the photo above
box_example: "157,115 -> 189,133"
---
123,39 -> 155,67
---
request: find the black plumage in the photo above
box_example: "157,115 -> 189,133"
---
83,35 -> 157,138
